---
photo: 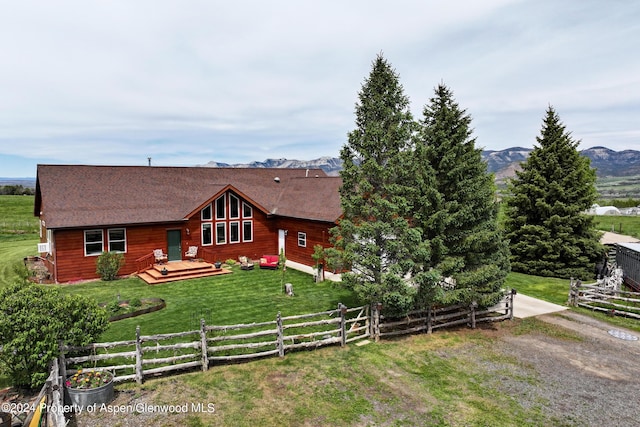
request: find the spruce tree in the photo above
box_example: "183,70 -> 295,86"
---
414,84 -> 510,306
505,106 -> 602,279
332,54 -> 424,316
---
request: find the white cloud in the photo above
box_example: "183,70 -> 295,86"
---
0,0 -> 638,176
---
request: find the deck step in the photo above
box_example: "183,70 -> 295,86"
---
136,261 -> 232,284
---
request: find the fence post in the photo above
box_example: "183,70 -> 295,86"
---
470,301 -> 477,329
364,305 -> 370,338
339,303 -> 347,347
568,277 -> 578,307
57,340 -> 67,381
508,289 -> 516,319
426,307 -> 432,334
200,318 -> 209,371
372,303 -> 381,342
276,312 -> 285,357
135,326 -> 143,384
49,359 -> 66,427
568,277 -> 573,306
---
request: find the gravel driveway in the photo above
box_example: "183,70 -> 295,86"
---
494,311 -> 640,426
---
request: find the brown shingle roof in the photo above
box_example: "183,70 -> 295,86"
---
35,165 -> 342,228
274,176 -> 343,222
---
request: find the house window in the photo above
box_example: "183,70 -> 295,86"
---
243,220 -> 253,242
230,221 -> 240,243
216,222 -> 226,244
202,223 -> 213,246
243,202 -> 252,218
298,232 -> 307,248
215,195 -> 226,220
201,204 -> 212,221
108,228 -> 126,252
84,229 -> 103,256
229,194 -> 240,219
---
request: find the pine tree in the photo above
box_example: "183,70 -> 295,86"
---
505,106 -> 602,279
414,84 -> 510,306
332,54 -> 424,316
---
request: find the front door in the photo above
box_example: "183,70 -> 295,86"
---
167,230 -> 182,261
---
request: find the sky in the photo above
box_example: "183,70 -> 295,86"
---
1,0 -> 639,177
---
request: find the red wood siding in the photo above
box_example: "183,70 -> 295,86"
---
46,192 -> 336,282
49,213 -> 282,283
274,217 -> 335,266
52,223 -> 186,283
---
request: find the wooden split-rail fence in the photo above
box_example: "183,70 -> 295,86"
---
568,278 -> 640,319
17,360 -> 66,427
58,291 -> 515,385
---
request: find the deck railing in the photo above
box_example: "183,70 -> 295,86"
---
135,252 -> 155,273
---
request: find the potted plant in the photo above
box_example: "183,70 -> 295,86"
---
65,369 -> 115,409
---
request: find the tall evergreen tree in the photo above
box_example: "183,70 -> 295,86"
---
414,84 -> 510,306
505,106 -> 602,279
332,54 -> 425,316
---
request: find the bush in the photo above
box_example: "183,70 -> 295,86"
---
129,297 -> 142,308
0,283 -> 109,388
96,252 -> 124,281
106,299 -> 121,315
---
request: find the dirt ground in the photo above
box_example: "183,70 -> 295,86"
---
492,311 -> 640,426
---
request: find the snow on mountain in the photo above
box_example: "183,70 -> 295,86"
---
198,147 -> 640,178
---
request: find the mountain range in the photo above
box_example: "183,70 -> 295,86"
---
200,146 -> 640,179
3,147 -> 638,188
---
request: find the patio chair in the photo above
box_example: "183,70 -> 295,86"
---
238,256 -> 254,270
185,246 -> 198,261
153,249 -> 168,264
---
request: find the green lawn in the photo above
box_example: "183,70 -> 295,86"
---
505,272 -> 569,305
55,268 -> 360,342
593,214 -> 640,239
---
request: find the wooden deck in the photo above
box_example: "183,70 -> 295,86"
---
137,260 -> 232,285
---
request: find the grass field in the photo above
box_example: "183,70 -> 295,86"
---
593,215 -> 640,238
0,195 -> 39,235
595,175 -> 640,199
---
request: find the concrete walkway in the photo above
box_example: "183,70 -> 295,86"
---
512,293 -> 567,318
285,260 -> 342,282
286,261 -> 567,318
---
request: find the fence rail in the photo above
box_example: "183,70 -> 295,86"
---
375,291 -> 514,339
58,291 -> 514,386
568,278 -> 640,319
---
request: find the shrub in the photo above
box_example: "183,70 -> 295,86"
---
0,283 -> 109,388
129,297 -> 142,308
96,252 -> 124,281
106,299 -> 121,315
